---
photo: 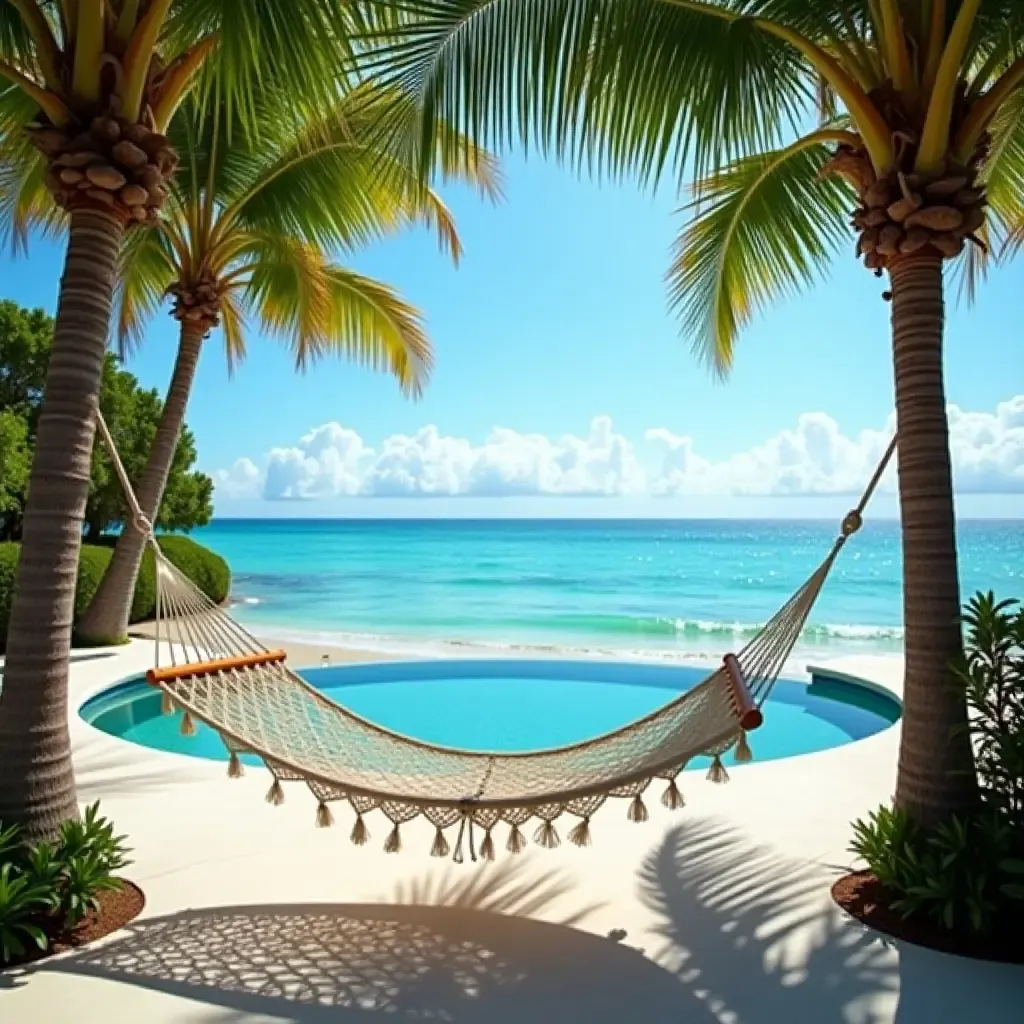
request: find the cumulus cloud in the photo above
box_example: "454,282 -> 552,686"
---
647,413 -> 894,497
212,457 -> 261,499
263,422 -> 370,500
364,416 -> 644,497
212,397 -> 1024,501
948,396 -> 1024,493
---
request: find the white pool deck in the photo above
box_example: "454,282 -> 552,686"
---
3,641 -> 1023,1023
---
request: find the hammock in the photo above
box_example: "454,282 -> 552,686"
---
96,414 -> 896,862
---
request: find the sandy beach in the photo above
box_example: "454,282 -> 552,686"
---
130,619 -> 394,668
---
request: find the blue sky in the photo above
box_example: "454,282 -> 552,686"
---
3,152 -> 1021,519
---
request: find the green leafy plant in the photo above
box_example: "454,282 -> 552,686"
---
59,853 -> 122,930
0,821 -> 22,864
850,806 -> 1015,935
851,591 -> 1024,936
0,802 -> 132,962
58,802 -> 131,875
0,864 -> 49,964
954,592 -> 1024,832
19,842 -> 63,911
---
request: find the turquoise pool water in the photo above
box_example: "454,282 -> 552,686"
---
80,659 -> 900,768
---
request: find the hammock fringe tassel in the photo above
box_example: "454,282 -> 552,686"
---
707,755 -> 729,784
179,710 -> 196,737
480,830 -> 496,861
662,779 -> 685,810
534,820 -> 560,849
266,779 -> 285,806
567,818 -> 592,848
734,731 -> 754,763
351,814 -> 369,847
384,824 -> 402,854
507,825 -> 527,854
316,802 -> 333,828
627,794 -> 649,823
431,827 -> 450,859
160,689 -> 174,715
227,751 -> 244,778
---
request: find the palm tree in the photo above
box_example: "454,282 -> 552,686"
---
75,86 -> 497,643
0,0 -> 354,839
361,0 -> 1024,825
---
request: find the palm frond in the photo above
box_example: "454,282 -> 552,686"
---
162,0 -> 359,135
0,83 -> 62,253
360,0 -> 812,185
114,228 -> 178,357
668,133 -> 853,373
241,232 -> 333,360
219,288 -> 248,374
320,263 -> 433,396
239,230 -> 432,395
983,83 -> 1024,257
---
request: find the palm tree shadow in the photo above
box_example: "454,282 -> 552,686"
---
38,859 -> 712,1023
639,818 -> 899,1023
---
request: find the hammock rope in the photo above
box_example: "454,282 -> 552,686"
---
95,409 -> 897,861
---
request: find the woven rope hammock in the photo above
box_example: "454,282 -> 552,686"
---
96,413 -> 896,862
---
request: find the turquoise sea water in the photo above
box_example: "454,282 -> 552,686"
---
192,519 -> 1021,663
82,661 -> 901,763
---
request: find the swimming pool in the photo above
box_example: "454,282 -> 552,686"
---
80,658 -> 901,768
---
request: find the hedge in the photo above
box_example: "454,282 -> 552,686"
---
0,535 -> 230,652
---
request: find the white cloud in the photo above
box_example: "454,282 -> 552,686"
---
948,396 -> 1024,494
212,396 -> 1024,502
263,422 -> 370,500
647,413 -> 894,497
212,457 -> 261,499
364,416 -> 644,497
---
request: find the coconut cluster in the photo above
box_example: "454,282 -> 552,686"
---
27,113 -> 178,225
823,136 -> 988,273
167,271 -> 225,334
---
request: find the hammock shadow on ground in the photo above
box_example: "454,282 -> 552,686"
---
33,825 -> 887,1024
44,901 -> 682,1023
30,820 -> 1021,1023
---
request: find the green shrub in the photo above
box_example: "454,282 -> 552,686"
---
850,805 -> 1021,934
0,802 -> 131,963
954,592 -> 1024,833
157,535 -> 230,606
0,864 -> 49,963
75,546 -> 113,620
850,590 -> 1024,937
0,536 -> 230,651
0,543 -> 17,652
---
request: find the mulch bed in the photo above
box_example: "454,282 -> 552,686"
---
832,870 -> 1024,965
1,879 -> 144,971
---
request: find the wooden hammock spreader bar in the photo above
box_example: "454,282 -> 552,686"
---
723,653 -> 763,732
146,649 -> 288,686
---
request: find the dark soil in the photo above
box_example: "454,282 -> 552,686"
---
832,870 -> 1024,965
1,879 -> 144,971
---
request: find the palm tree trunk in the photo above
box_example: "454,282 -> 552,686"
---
79,321 -> 206,643
0,209 -> 124,840
888,255 -> 977,825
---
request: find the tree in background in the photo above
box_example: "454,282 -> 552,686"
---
86,364 -> 213,542
364,0 -> 1024,826
0,408 -> 30,529
0,0 -> 355,839
76,83 -> 497,643
0,300 -> 212,544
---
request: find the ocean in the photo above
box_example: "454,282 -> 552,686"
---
193,518 -> 1022,666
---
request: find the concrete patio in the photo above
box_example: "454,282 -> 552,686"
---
2,641 -> 1022,1022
